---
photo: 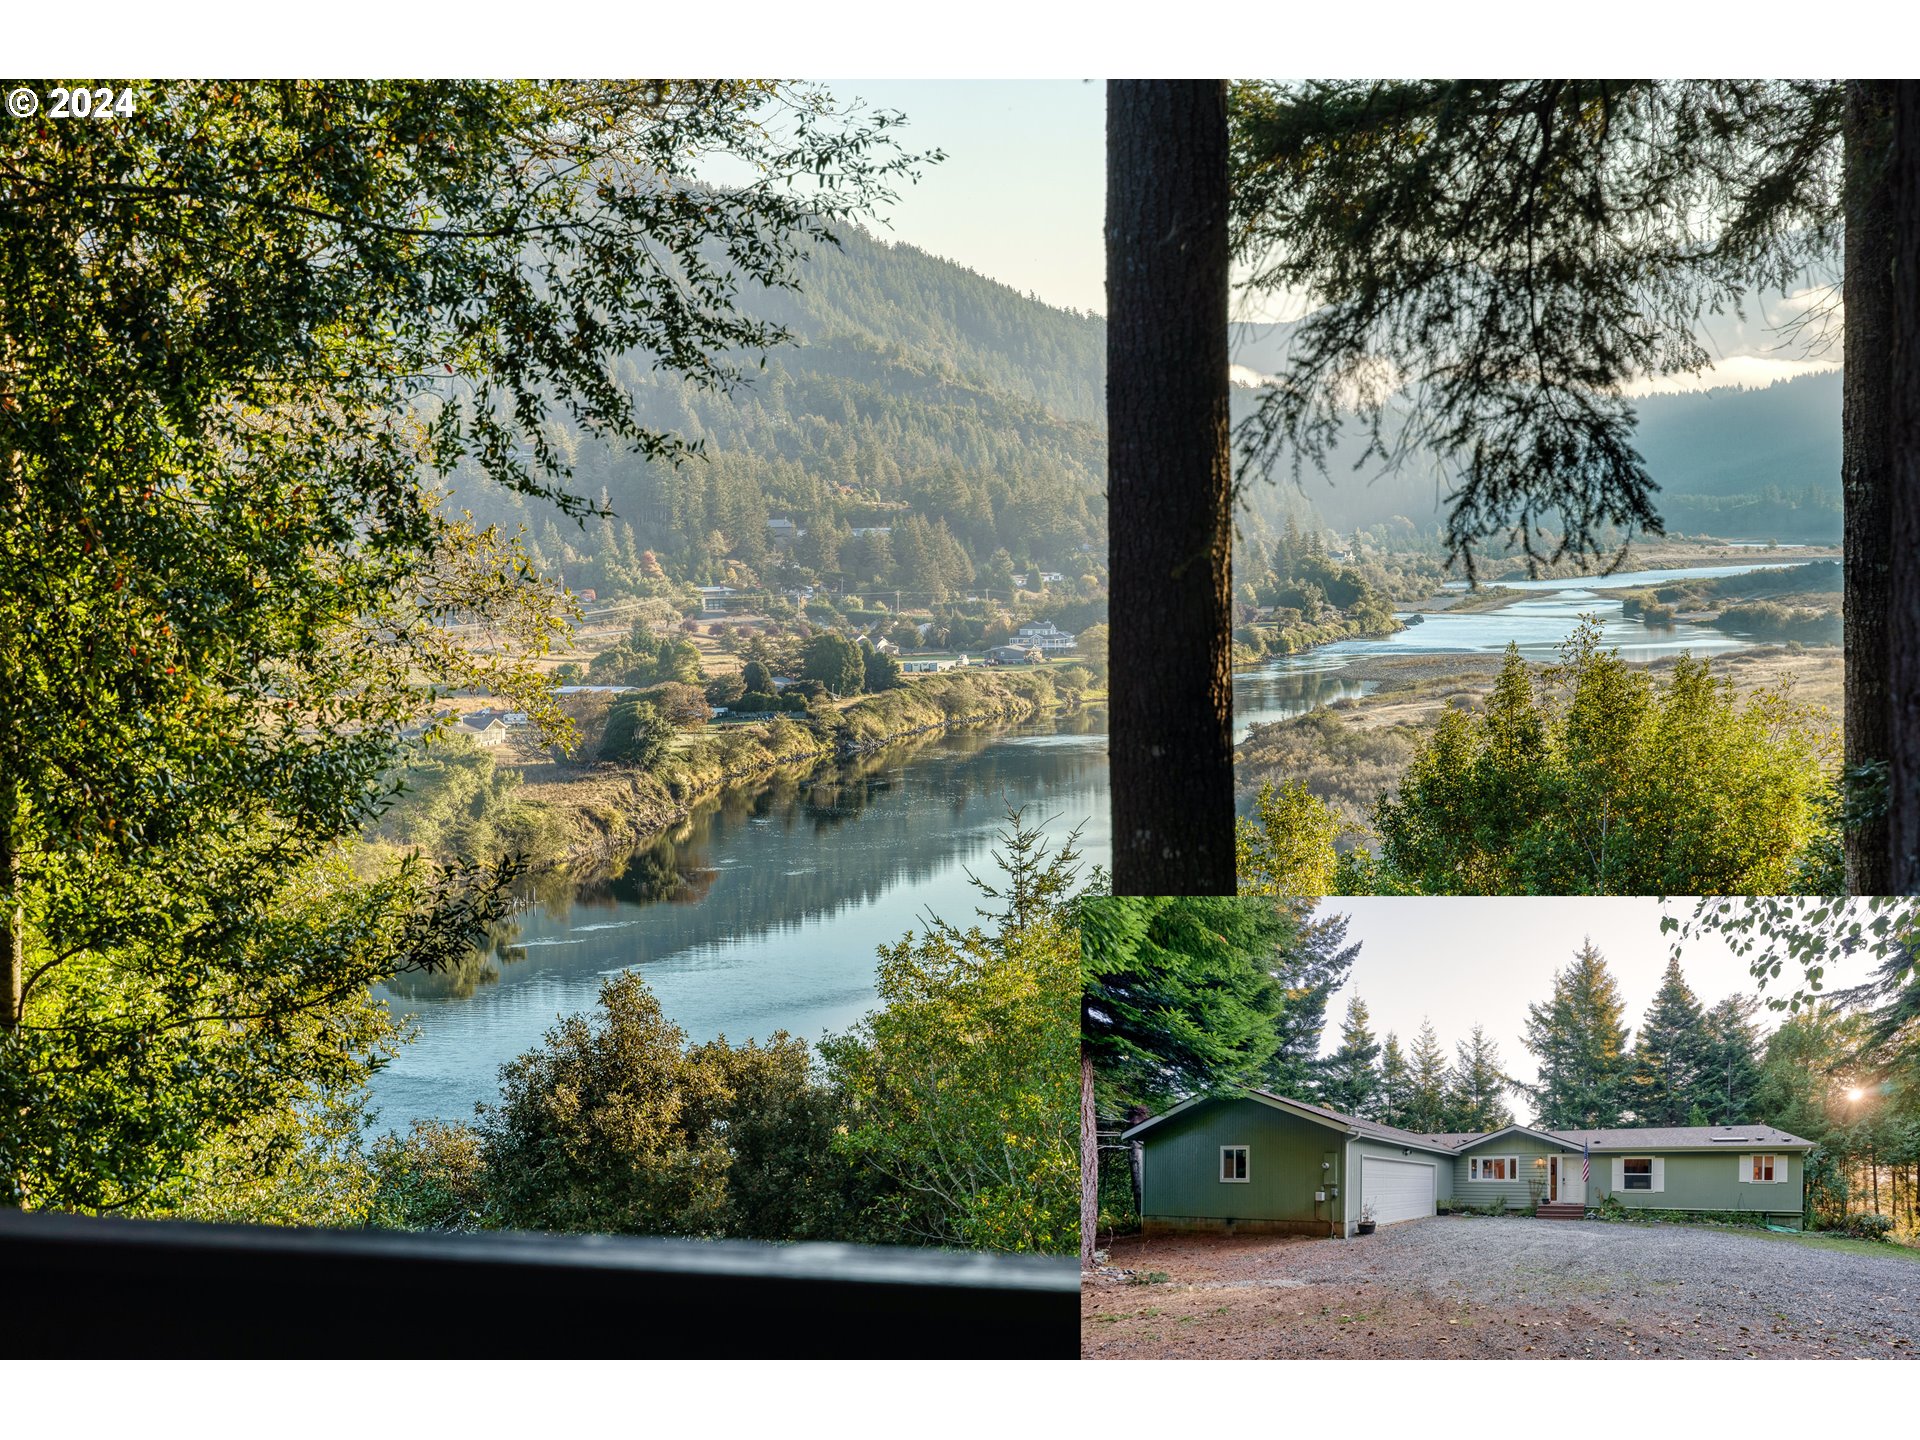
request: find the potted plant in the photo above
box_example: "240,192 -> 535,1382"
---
1355,1202 -> 1377,1236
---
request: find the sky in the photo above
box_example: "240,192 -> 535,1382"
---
1308,897 -> 1884,1094
832,80 -> 1841,394
828,80 -> 1107,316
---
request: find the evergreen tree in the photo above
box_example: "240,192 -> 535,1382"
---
1627,958 -> 1715,1125
1521,939 -> 1632,1129
1080,893 -> 1291,1264
599,697 -> 671,771
862,644 -> 903,693
1258,907 -> 1360,1098
1446,1025 -> 1515,1132
1404,1019 -> 1453,1134
1697,995 -> 1767,1125
1378,1032 -> 1413,1129
801,632 -> 864,697
1316,995 -> 1382,1117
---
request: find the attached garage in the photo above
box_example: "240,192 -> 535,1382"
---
1359,1154 -> 1436,1225
1122,1090 -> 1460,1239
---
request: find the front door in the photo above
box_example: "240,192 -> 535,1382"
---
1551,1154 -> 1582,1203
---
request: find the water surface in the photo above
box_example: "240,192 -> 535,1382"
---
368,713 -> 1109,1130
1234,561 -> 1810,724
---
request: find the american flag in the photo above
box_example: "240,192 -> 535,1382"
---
1582,1141 -> 1590,1185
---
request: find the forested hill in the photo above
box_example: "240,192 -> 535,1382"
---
456,226 -> 1109,600
1232,365 -> 1844,544
736,228 -> 1105,424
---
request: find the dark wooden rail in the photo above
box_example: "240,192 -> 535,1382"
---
0,1209 -> 1078,1358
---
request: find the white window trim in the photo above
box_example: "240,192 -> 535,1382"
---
1467,1154 -> 1521,1182
1620,1156 -> 1657,1191
1744,1153 -> 1786,1184
1220,1145 -> 1250,1184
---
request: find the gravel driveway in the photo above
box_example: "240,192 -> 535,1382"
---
1083,1216 -> 1920,1358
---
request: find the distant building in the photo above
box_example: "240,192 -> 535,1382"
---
986,645 -> 1044,666
901,654 -> 969,673
1014,620 -> 1076,651
1038,571 -> 1066,585
849,526 -> 893,538
693,584 -> 737,614
456,714 -> 508,747
766,517 -> 803,543
871,637 -> 900,655
576,588 -> 597,603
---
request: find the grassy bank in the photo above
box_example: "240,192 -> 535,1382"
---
1234,611 -> 1402,666
372,667 -> 1101,872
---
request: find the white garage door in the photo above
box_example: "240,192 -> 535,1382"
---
1360,1156 -> 1435,1225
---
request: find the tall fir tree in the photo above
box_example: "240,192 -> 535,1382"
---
1378,1032 -> 1413,1129
1316,995 -> 1383,1117
1446,1025 -> 1515,1132
1627,957 -> 1715,1125
1080,892 -> 1291,1264
1260,908 -> 1361,1098
1404,1019 -> 1453,1133
1697,995 -> 1767,1126
1521,939 -> 1632,1128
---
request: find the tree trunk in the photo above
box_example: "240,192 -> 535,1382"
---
1889,79 -> 1920,891
1106,80 -> 1235,895
0,768 -> 21,1033
1128,1105 -> 1148,1220
1843,80 -> 1898,895
1079,1042 -> 1098,1267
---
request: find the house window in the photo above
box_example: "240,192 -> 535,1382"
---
1220,1146 -> 1249,1183
1468,1156 -> 1519,1181
1623,1157 -> 1653,1190
1749,1154 -> 1776,1183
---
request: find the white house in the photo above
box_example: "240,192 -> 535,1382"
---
1014,620 -> 1076,651
456,715 -> 508,747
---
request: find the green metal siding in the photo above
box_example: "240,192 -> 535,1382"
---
1347,1138 -> 1455,1228
1137,1098 -> 1347,1235
1452,1133 -> 1574,1211
1584,1149 -> 1804,1221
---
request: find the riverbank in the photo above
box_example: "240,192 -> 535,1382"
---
1476,538 -> 1842,582
1235,644 -> 1843,837
1233,612 -> 1403,666
499,668 -> 1104,872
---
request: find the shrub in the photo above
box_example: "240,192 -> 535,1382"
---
1829,1212 -> 1895,1242
370,1119 -> 490,1231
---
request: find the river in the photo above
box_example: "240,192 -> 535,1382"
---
367,711 -> 1110,1130
1233,560 -> 1814,739
372,560 -> 1820,1127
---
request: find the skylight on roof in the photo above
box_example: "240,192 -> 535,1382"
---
1709,1135 -> 1757,1142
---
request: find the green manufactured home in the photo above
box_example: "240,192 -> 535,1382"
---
1122,1090 -> 1813,1238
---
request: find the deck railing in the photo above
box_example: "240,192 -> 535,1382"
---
0,1209 -> 1078,1358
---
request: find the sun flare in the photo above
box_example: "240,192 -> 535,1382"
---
1846,1087 -> 1866,1102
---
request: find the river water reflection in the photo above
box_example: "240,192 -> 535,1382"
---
367,712 -> 1110,1129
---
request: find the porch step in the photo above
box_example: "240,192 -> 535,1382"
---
1536,1203 -> 1587,1220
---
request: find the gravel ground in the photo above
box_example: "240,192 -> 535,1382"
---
1084,1217 -> 1920,1359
